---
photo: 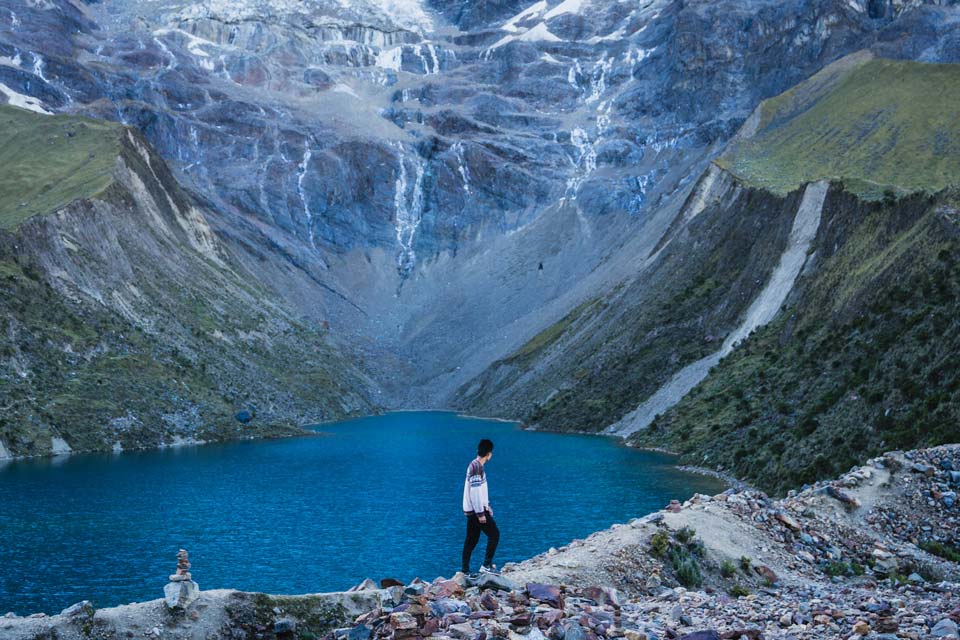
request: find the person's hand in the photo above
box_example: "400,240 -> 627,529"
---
487,506 -> 494,516
478,514 -> 487,523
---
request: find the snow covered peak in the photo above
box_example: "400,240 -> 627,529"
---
171,0 -> 435,33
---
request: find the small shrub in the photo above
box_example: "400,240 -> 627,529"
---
740,556 -> 752,573
675,527 -> 696,545
650,531 -> 670,558
919,540 -> 960,562
674,557 -> 703,588
728,584 -> 750,597
720,560 -> 736,578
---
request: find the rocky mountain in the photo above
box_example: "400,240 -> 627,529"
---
0,105 -> 376,458
1,0 -> 960,471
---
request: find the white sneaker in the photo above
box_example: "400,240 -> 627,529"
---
479,564 -> 499,575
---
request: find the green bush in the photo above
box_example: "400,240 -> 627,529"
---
739,556 -> 752,574
675,527 -> 696,545
919,541 -> 960,562
674,556 -> 703,588
728,584 -> 750,597
650,531 -> 670,558
720,560 -> 737,578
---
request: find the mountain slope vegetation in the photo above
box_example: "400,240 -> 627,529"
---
456,54 -> 960,493
0,106 -> 377,458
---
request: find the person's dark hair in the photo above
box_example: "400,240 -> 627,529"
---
477,439 -> 494,457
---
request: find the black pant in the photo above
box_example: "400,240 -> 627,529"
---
461,512 -> 499,573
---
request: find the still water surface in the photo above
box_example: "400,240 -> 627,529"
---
0,412 -> 723,614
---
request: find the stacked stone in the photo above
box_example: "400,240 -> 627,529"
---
164,549 -> 200,609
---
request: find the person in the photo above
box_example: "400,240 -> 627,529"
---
461,438 -> 499,576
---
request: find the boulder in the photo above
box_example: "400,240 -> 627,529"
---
348,625 -> 372,640
932,619 -> 959,638
480,592 -> 499,611
562,622 -> 588,640
429,598 -> 471,617
679,632 -> 720,640
163,579 -> 199,609
479,574 -> 516,592
449,622 -> 477,640
582,586 -> 619,607
59,601 -> 94,618
526,583 -> 563,609
274,618 -> 297,635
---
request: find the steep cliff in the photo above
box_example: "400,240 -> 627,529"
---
0,106 -> 377,458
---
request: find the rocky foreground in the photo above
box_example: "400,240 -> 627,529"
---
4,446 -> 960,640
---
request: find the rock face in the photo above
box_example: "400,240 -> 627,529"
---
2,0 -> 960,436
0,106 -> 378,458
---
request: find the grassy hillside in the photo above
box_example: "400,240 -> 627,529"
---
632,190 -> 960,494
718,57 -> 960,199
0,109 -> 378,458
0,105 -> 122,229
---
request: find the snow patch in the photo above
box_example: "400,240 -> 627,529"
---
376,46 -> 404,72
0,83 -> 50,114
502,1 -> 547,32
491,22 -> 561,49
544,0 -> 586,20
153,28 -> 215,58
0,51 -> 23,68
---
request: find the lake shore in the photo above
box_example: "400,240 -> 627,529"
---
4,445 -> 958,640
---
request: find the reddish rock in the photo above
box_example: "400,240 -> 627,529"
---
526,583 -> 564,609
582,586 -> 620,608
753,565 -> 778,584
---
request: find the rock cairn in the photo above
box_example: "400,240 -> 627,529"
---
164,549 -> 200,609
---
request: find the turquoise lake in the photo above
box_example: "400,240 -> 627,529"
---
0,412 -> 723,614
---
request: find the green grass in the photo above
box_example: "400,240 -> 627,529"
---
632,191 -> 960,494
501,297 -> 600,366
721,58 -> 960,198
920,541 -> 960,563
0,105 -> 122,229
